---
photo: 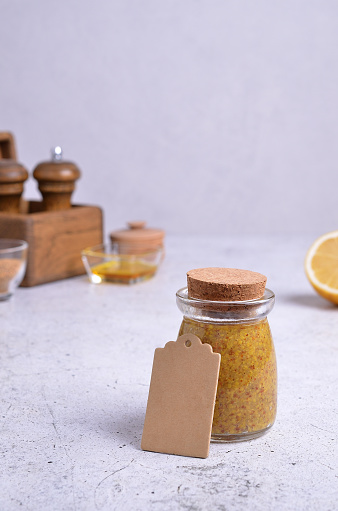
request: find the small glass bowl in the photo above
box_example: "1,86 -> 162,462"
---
81,243 -> 164,284
0,239 -> 28,301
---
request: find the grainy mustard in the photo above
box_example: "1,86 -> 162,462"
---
177,267 -> 277,442
178,317 -> 277,438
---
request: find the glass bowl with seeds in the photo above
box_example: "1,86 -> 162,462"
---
0,239 -> 28,301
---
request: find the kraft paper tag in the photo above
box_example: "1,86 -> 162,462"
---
141,334 -> 221,459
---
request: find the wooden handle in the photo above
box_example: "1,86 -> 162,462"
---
0,132 -> 17,160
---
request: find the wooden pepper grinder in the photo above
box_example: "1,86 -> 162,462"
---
33,146 -> 81,211
0,160 -> 29,213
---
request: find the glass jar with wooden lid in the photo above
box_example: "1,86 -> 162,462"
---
176,267 -> 277,442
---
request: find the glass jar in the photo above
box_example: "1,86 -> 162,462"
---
176,286 -> 277,442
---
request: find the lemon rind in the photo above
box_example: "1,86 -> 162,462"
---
305,230 -> 338,297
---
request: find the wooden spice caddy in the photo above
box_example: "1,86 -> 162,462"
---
0,201 -> 103,286
0,132 -> 103,286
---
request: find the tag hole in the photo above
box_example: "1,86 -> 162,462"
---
185,340 -> 192,347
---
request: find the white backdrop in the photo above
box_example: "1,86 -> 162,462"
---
1,0 -> 338,238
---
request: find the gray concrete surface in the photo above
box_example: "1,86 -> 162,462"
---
0,235 -> 337,510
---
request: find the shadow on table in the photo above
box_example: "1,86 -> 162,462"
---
278,292 -> 337,310
96,408 -> 145,451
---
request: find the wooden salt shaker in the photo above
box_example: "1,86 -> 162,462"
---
0,160 -> 29,213
33,147 -> 81,211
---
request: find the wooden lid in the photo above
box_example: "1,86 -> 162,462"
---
33,147 -> 81,183
0,160 -> 29,183
110,221 -> 164,252
187,267 -> 267,302
33,161 -> 80,182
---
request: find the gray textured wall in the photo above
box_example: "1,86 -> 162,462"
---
1,0 -> 338,237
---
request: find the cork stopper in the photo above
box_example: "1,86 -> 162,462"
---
187,268 -> 267,302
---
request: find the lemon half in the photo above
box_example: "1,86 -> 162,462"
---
305,230 -> 338,305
